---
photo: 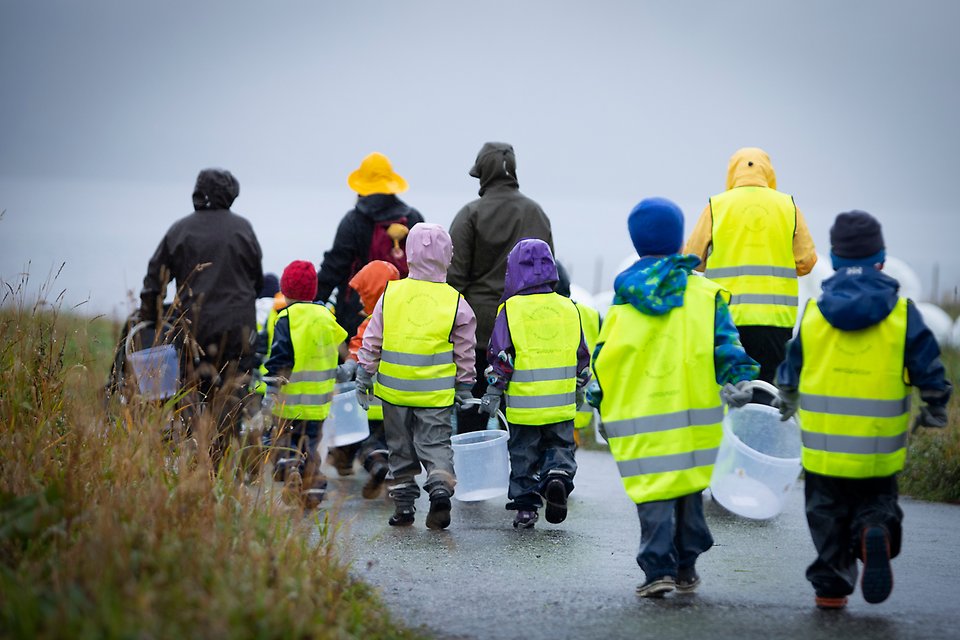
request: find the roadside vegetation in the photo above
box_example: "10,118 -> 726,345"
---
0,278 -> 424,639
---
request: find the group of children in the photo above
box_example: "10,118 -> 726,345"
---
258,202 -> 951,611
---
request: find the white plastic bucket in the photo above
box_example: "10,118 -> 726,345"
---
327,382 -> 370,446
709,380 -> 802,520
452,429 -> 510,502
127,344 -> 179,401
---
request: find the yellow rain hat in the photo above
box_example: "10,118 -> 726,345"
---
347,152 -> 409,196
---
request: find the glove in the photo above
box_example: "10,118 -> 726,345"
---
355,367 -> 374,411
479,385 -> 503,418
777,387 -> 799,422
914,404 -> 948,430
720,381 -> 753,409
575,386 -> 586,409
336,359 -> 358,383
455,384 -> 474,408
585,380 -> 602,409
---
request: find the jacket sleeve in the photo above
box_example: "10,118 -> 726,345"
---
452,297 -> 478,386
447,206 -> 474,293
683,203 -> 713,272
776,333 -> 803,391
140,231 -> 173,324
264,315 -> 293,376
714,294 -> 760,385
905,301 -> 953,405
793,205 -> 818,277
316,212 -> 360,303
486,307 -> 514,389
357,297 -> 385,374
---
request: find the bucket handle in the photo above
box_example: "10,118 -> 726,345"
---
740,379 -> 780,400
457,398 -> 508,431
125,321 -> 177,357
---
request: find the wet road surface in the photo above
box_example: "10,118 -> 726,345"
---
313,449 -> 960,640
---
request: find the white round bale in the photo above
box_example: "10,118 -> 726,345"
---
914,302 -> 953,346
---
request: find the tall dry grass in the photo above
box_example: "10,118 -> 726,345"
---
0,275 -> 423,639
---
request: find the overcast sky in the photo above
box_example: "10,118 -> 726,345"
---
2,0 -> 959,317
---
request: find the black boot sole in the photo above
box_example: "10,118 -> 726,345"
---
425,496 -> 452,530
861,527 -> 893,603
544,480 -> 568,524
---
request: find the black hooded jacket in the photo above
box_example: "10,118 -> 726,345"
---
447,142 -> 554,347
140,169 -> 264,347
315,193 -> 424,339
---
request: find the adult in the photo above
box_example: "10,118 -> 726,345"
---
448,142 -> 554,431
140,168 -> 263,458
315,152 -> 424,340
684,147 -> 817,383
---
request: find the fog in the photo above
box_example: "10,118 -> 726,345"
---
2,1 -> 959,317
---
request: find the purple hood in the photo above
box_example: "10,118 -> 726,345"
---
502,238 -> 558,300
406,222 -> 453,283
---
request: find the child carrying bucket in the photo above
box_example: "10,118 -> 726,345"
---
264,260 -> 347,509
333,260 -> 401,498
357,223 -> 477,529
478,239 -> 591,529
776,210 -> 952,610
590,198 -> 758,597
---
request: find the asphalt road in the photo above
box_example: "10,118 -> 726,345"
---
314,447 -> 960,640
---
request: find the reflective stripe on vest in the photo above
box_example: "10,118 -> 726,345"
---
273,303 -> 343,421
705,186 -> 798,328
505,293 -> 582,426
375,279 -> 460,408
593,275 -> 724,503
574,302 -> 601,429
798,297 -> 910,478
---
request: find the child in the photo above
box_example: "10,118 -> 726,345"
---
590,197 -> 759,597
478,239 -> 591,529
777,210 -> 951,609
333,260 -> 401,498
264,260 -> 347,509
357,223 -> 477,529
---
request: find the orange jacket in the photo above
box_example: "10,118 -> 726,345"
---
347,260 -> 400,360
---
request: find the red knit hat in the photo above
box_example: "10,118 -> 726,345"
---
280,260 -> 318,302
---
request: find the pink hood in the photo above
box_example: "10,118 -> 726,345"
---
406,223 -> 452,283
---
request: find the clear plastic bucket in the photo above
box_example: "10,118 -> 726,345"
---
127,344 -> 179,401
709,380 -> 802,520
452,428 -> 510,502
327,382 -> 370,446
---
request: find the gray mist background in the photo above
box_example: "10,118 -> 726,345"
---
2,0 -> 959,318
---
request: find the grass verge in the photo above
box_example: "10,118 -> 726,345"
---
0,280 -> 424,639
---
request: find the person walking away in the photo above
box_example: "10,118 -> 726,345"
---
591,198 -> 759,597
478,240 -> 591,529
356,223 -> 477,529
315,152 -> 424,339
776,210 -> 951,610
684,147 -> 817,385
556,262 -> 602,445
263,260 -> 347,509
448,142 -> 554,432
140,168 -> 263,466
332,259 -> 401,498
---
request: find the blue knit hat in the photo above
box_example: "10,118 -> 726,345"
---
628,197 -> 685,256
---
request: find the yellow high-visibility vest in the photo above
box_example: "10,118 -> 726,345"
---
706,186 -> 798,328
273,303 -> 344,421
375,279 -> 461,408
504,293 -> 582,425
255,307 -> 280,395
798,297 -> 910,478
593,276 -> 725,503
574,302 -> 601,429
